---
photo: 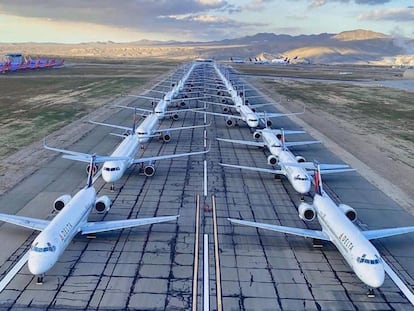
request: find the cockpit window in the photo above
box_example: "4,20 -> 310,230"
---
294,175 -> 308,181
31,242 -> 56,253
356,254 -> 380,265
104,167 -> 120,172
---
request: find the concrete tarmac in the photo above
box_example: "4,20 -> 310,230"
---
0,63 -> 413,310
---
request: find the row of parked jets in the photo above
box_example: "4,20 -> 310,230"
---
1,60 -> 414,304
206,63 -> 414,301
0,61 -> 208,287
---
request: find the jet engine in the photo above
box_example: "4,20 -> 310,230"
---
53,194 -> 72,212
253,131 -> 261,140
95,195 -> 111,213
162,131 -> 172,143
265,119 -> 272,127
222,106 -> 230,113
295,156 -> 306,163
267,155 -> 278,166
144,162 -> 156,177
221,98 -> 227,104
170,113 -> 179,121
226,117 -> 234,127
180,101 -> 186,107
298,203 -> 316,221
86,164 -> 99,175
338,204 -> 357,222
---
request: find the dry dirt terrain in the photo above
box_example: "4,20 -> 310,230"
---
0,59 -> 179,194
234,64 -> 414,212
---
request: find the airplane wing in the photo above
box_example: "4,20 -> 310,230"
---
216,137 -> 265,148
279,162 -> 351,171
362,227 -> 414,240
115,105 -> 152,114
44,142 -> 130,163
170,96 -> 206,102
220,163 -> 284,175
199,100 -> 233,109
257,111 -> 304,119
81,215 -> 179,235
191,110 -> 244,120
126,94 -> 161,102
89,120 -> 130,132
228,218 -> 329,240
154,123 -> 209,134
133,149 -> 208,164
0,213 -> 49,231
285,141 -> 321,147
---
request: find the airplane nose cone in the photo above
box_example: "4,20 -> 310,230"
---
367,267 -> 385,288
248,120 -> 259,128
102,170 -> 119,183
28,252 -> 54,275
294,180 -> 311,194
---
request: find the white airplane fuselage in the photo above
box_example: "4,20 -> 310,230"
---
28,187 -> 96,275
261,130 -> 311,194
101,134 -> 140,183
313,194 -> 385,288
136,114 -> 159,142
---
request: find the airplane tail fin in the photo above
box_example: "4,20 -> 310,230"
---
86,154 -> 96,188
281,128 -> 286,150
313,161 -> 323,195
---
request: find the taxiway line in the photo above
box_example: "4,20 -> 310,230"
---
192,194 -> 201,311
203,234 -> 209,310
0,250 -> 29,293
212,195 -> 223,311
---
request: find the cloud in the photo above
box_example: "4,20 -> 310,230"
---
307,0 -> 391,8
0,0 -> 267,40
243,0 -> 275,11
358,7 -> 414,21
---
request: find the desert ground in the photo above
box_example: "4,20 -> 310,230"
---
232,63 -> 414,211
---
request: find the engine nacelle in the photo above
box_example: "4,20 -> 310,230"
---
162,131 -> 171,143
253,131 -> 261,140
267,155 -> 278,166
338,204 -> 357,222
266,119 -> 272,127
180,101 -> 186,107
298,203 -> 316,222
144,162 -> 155,177
95,195 -> 111,213
53,194 -> 72,212
223,106 -> 230,113
295,156 -> 306,163
221,98 -> 227,104
226,117 -> 234,127
170,113 -> 179,121
86,164 -> 99,175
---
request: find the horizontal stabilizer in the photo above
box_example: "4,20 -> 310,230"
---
62,154 -> 130,163
81,215 -> 179,235
228,218 -> 329,240
217,137 -> 265,148
363,226 -> 414,240
191,109 -> 243,120
278,161 -> 351,170
133,148 -> 208,165
285,140 -> 321,147
0,213 -> 49,231
220,163 -> 284,175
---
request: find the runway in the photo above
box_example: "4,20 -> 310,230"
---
0,62 -> 413,310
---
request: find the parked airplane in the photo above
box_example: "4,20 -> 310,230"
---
228,163 -> 414,298
0,154 -> 179,284
90,110 -> 208,144
218,128 -> 354,199
44,118 -> 209,190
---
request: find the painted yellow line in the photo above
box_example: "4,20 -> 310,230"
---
212,195 -> 223,311
192,194 -> 200,311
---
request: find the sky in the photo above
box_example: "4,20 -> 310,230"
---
0,0 -> 412,43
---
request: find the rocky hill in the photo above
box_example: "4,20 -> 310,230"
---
1,29 -> 413,65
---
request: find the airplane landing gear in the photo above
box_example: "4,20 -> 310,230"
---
36,274 -> 44,285
367,288 -> 375,298
300,196 -> 305,201
110,184 -> 115,192
312,239 -> 323,248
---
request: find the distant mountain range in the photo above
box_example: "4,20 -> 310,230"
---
1,29 -> 413,65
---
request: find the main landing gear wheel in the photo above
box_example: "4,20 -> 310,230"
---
110,184 -> 115,191
36,274 -> 44,285
367,288 -> 375,298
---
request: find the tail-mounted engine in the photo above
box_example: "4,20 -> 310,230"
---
338,204 -> 357,222
226,117 -> 234,127
295,156 -> 306,163
144,162 -> 155,177
86,164 -> 99,175
298,203 -> 316,221
162,131 -> 171,143
253,131 -> 261,140
267,155 -> 278,166
53,194 -> 72,212
95,195 -> 111,213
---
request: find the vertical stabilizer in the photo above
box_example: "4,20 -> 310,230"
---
86,154 -> 96,188
313,161 -> 323,195
132,108 -> 137,134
